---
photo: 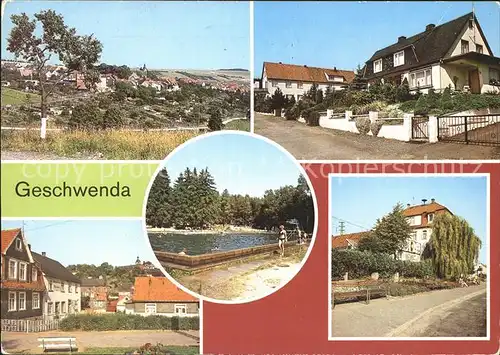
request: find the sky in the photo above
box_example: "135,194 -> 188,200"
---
254,1 -> 500,75
163,133 -> 304,197
330,175 -> 488,263
1,219 -> 156,267
1,1 -> 250,70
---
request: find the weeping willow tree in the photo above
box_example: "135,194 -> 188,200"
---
422,213 -> 482,279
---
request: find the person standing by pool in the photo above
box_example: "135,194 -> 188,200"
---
278,225 -> 287,257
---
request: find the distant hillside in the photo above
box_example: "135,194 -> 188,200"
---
218,68 -> 249,72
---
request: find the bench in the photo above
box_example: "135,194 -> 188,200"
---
38,337 -> 77,352
333,280 -> 387,307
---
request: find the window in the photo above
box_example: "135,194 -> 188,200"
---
49,280 -> 53,291
297,82 -> 303,89
48,302 -> 53,315
19,292 -> 26,310
61,301 -> 66,313
373,59 -> 382,73
461,40 -> 469,54
55,302 -> 60,314
416,243 -> 421,253
175,304 -> 187,315
422,230 -> 428,240
428,213 -> 434,223
490,68 -> 500,84
410,231 -> 417,240
8,292 -> 16,311
393,51 -> 405,67
409,68 -> 432,88
297,95 -> 303,100
476,44 -> 483,54
19,262 -> 27,281
75,286 -> 79,294
285,81 -> 292,88
145,303 -> 157,314
8,260 -> 17,279
327,74 -> 343,82
32,293 -> 40,309
32,267 -> 37,282
61,282 -> 65,293
69,284 -> 72,293
15,238 -> 22,251
272,81 -> 278,87
68,300 -> 72,313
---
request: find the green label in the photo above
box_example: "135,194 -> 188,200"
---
1,162 -> 160,217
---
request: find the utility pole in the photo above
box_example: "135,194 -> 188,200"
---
338,221 -> 345,235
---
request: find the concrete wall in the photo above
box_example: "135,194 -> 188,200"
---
155,241 -> 299,269
318,110 -> 413,142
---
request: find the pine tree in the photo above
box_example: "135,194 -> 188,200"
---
146,168 -> 172,228
219,189 -> 232,225
208,108 -> 223,131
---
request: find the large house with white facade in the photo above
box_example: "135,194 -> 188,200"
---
399,199 -> 453,261
331,199 -> 453,262
31,251 -> 81,320
261,62 -> 355,101
363,12 -> 500,94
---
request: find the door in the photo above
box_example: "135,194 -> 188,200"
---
468,69 -> 480,93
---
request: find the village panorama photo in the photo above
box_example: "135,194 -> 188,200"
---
328,174 -> 489,339
144,131 -> 316,303
1,1 -> 250,160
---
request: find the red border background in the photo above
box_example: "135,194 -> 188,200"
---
203,162 -> 499,354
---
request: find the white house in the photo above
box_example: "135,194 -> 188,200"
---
399,198 -> 453,262
31,251 -> 81,320
261,62 -> 355,101
96,74 -> 117,93
125,276 -> 199,317
364,12 -> 500,94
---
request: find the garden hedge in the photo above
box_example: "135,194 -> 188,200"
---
60,313 -> 200,331
331,249 -> 434,280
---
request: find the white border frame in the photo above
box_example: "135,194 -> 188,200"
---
327,173 -> 490,341
141,130 -> 319,306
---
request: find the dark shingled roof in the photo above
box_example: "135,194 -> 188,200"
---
365,12 -> 494,78
32,251 -> 80,283
81,278 -> 106,287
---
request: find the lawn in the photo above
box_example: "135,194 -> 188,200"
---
1,129 -> 199,159
224,118 -> 250,131
1,88 -> 40,106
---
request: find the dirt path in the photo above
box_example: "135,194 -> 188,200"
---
177,247 -> 307,301
254,113 -> 500,160
1,151 -> 95,160
2,330 -> 198,354
331,284 -> 486,337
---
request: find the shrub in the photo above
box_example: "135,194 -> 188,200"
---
101,106 -> 123,129
306,111 -> 320,126
208,108 -> 223,131
284,104 -> 300,121
68,102 -> 102,130
59,313 -> 200,331
331,249 -> 434,280
370,120 -> 384,136
355,116 -> 370,134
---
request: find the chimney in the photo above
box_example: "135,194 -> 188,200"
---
28,244 -> 31,251
422,199 -> 428,205
398,36 -> 406,42
304,65 -> 307,68
41,252 -> 46,256
334,67 -> 337,71
407,203 -> 411,207
426,24 -> 435,31
279,61 -> 282,64
431,198 -> 435,203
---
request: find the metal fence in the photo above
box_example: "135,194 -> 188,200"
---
1,318 -> 60,333
411,116 -> 429,139
437,114 -> 500,145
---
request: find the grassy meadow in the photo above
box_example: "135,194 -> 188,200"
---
1,88 -> 40,106
1,129 -> 199,159
224,118 -> 250,131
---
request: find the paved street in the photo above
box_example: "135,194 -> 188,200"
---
255,113 -> 500,160
331,284 -> 486,337
2,329 -> 199,353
